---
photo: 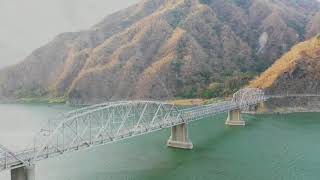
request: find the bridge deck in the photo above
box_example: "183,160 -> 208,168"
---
1,91 -> 318,171
0,101 -> 241,171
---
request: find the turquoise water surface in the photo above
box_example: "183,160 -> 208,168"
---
0,104 -> 319,180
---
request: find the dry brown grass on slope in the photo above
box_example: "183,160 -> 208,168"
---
250,35 -> 320,89
67,17 -> 173,93
167,98 -> 205,106
134,28 -> 186,97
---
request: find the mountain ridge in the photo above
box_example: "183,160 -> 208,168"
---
250,34 -> 320,94
0,0 -> 319,104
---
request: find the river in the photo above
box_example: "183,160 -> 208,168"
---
0,103 -> 319,180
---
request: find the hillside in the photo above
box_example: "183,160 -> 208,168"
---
306,12 -> 320,39
250,35 -> 320,94
0,0 -> 319,104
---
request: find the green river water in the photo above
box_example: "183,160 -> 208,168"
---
0,103 -> 319,180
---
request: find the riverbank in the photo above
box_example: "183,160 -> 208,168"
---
3,96 -> 320,116
0,97 -> 231,106
0,97 -> 67,105
1,103 -> 320,180
167,97 -> 231,106
246,107 -> 320,114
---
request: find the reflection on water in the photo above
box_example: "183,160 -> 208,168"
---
0,104 -> 320,180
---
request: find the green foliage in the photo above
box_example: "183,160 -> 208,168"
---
201,83 -> 224,99
175,71 -> 256,99
255,61 -> 271,72
224,72 -> 256,91
199,71 -> 211,85
178,87 -> 198,99
287,20 -> 305,40
199,0 -> 211,5
201,0 -> 251,8
168,10 -> 184,28
48,97 -> 67,104
220,71 -> 233,78
212,25 -> 222,37
176,38 -> 187,59
227,0 -> 252,8
170,59 -> 184,73
14,86 -> 66,104
17,97 -> 66,104
171,59 -> 185,87
200,72 -> 256,99
253,54 -> 272,72
15,86 -> 46,98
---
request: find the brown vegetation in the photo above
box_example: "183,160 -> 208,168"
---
250,35 -> 320,94
0,0 -> 319,104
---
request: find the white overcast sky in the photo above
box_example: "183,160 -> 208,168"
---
0,0 -> 139,68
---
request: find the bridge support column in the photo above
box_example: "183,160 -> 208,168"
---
11,166 -> 35,180
167,123 -> 193,149
225,109 -> 245,126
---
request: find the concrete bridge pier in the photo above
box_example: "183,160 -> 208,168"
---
11,166 -> 35,180
167,123 -> 193,149
225,109 -> 245,126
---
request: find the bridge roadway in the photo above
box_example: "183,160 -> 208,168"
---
1,89 -> 319,180
0,101 -> 241,171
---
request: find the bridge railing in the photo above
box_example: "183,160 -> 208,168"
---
32,89 -> 268,159
266,94 -> 320,98
30,101 -> 136,159
32,101 -> 183,161
0,145 -> 33,171
3,90 -> 320,172
181,101 -> 238,122
232,88 -> 266,110
35,101 -> 131,138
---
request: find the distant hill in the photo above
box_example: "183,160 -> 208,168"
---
0,0 -> 319,104
250,35 -> 320,94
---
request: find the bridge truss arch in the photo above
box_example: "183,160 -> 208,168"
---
0,145 -> 31,170
2,89 -> 320,173
232,88 -> 266,110
33,101 -> 183,161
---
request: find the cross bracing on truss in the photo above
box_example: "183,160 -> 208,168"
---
0,145 -> 32,170
32,101 -> 133,150
181,101 -> 238,122
32,101 -> 183,161
0,88 -> 275,171
232,88 -> 266,110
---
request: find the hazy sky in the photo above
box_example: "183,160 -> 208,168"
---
0,0 -> 139,68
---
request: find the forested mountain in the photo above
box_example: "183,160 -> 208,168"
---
0,0 -> 319,104
250,35 -> 320,95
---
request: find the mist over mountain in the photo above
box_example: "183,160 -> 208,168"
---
0,0 -> 319,104
0,0 -> 139,68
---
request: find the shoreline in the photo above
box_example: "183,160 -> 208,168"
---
0,97 -> 230,106
244,107 -> 320,115
0,98 -> 66,105
2,98 -> 320,115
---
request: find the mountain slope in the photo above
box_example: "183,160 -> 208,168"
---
0,0 -> 319,104
250,35 -> 320,94
306,12 -> 320,39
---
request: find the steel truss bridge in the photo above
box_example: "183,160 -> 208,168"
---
0,88 -> 319,179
